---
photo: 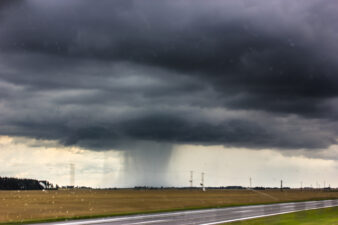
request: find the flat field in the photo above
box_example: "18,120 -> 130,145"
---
0,189 -> 338,224
225,206 -> 338,225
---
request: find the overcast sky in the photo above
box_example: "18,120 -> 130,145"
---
0,0 -> 338,187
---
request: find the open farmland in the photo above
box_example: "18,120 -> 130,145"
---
0,189 -> 338,224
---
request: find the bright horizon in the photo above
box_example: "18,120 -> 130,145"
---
1,136 -> 337,188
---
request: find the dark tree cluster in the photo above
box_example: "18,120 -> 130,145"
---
0,177 -> 43,190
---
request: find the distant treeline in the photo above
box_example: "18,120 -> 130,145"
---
0,177 -> 43,190
132,186 -> 292,190
131,186 -> 338,191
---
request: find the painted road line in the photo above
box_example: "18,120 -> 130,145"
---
128,220 -> 169,224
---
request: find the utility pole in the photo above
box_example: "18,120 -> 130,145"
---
280,179 -> 283,192
200,172 -> 205,191
249,177 -> 252,189
189,171 -> 193,188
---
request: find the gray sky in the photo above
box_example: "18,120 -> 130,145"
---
0,0 -> 337,187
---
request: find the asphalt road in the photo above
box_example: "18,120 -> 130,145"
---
34,199 -> 338,225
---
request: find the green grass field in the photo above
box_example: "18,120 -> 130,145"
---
225,206 -> 338,225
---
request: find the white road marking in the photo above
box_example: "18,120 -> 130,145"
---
237,209 -> 253,213
128,220 -> 168,224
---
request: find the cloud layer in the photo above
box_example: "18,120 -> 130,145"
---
0,0 -> 338,152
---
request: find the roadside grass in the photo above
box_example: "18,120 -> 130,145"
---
224,206 -> 338,225
0,189 -> 337,224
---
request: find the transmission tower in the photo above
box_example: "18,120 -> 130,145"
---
200,172 -> 205,191
189,171 -> 193,188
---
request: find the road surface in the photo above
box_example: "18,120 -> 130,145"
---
33,199 -> 338,225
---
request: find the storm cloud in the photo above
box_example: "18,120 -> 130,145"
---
0,0 -> 338,152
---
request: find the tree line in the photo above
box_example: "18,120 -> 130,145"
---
0,177 -> 43,190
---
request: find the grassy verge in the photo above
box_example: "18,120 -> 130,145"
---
224,206 -> 338,225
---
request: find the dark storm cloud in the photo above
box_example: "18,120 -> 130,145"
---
0,0 -> 20,10
0,0 -> 338,151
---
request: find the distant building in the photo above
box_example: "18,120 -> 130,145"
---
39,180 -> 53,189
